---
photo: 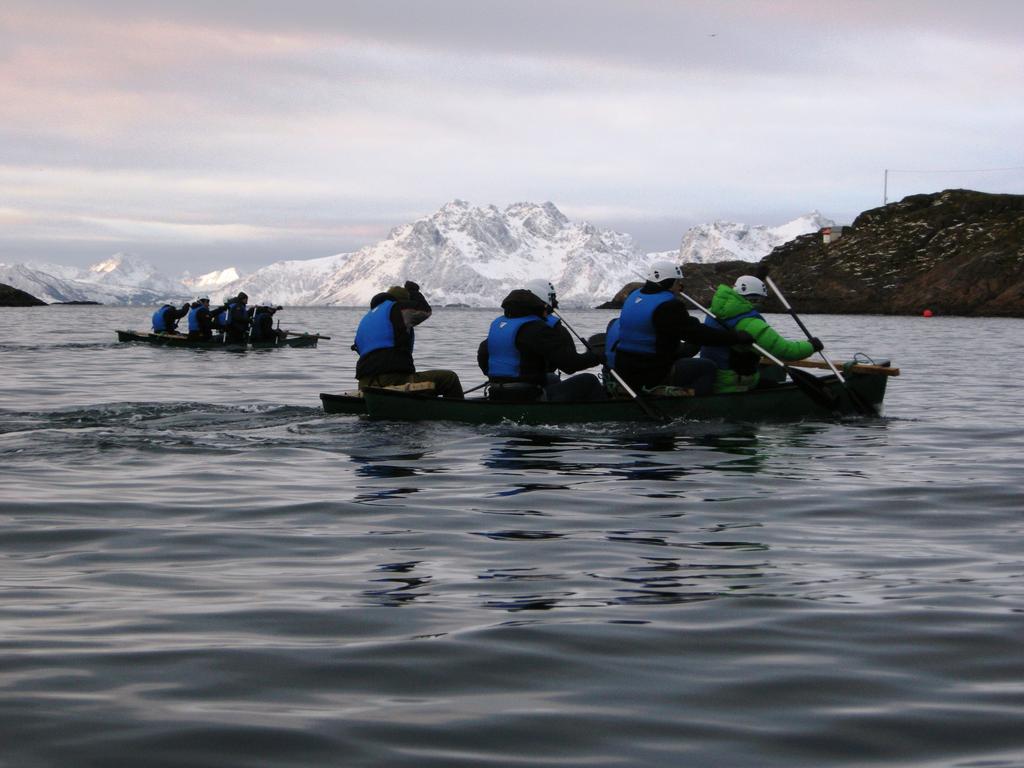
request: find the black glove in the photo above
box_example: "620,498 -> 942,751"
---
404,280 -> 420,293
809,337 -> 824,352
181,303 -> 191,311
734,331 -> 755,345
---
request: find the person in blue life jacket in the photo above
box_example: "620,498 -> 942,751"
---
477,281 -> 607,402
186,297 -> 228,340
212,298 -> 232,333
249,304 -> 284,343
352,281 -> 464,398
700,275 -> 822,393
611,261 -> 754,395
222,292 -> 252,344
151,302 -> 191,334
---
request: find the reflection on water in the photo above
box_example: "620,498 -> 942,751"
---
3,308 -> 1024,768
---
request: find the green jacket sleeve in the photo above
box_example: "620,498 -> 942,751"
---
736,317 -> 814,361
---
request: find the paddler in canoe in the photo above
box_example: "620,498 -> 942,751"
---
477,279 -> 607,402
221,292 -> 251,344
607,261 -> 755,396
701,275 -> 824,393
186,297 -> 227,340
353,281 -> 464,398
151,302 -> 191,335
249,304 -> 285,344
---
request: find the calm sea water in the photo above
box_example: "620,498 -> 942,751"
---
1,305 -> 1023,768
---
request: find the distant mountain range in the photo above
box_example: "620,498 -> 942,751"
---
0,202 -> 828,306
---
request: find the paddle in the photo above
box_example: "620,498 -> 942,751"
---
763,276 -> 877,416
550,309 -> 668,423
283,330 -> 332,340
678,291 -> 841,414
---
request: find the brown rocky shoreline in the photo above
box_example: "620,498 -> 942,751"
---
601,189 -> 1024,317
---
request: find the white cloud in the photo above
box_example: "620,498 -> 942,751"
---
1,0 -> 1022,271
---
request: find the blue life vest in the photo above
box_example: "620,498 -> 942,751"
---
616,289 -> 677,355
151,305 -> 172,332
214,307 -> 228,328
605,317 -> 621,371
354,299 -> 397,356
486,315 -> 543,378
545,315 -> 560,328
700,310 -> 762,369
187,305 -> 203,333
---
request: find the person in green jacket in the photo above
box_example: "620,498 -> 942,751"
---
700,275 -> 823,393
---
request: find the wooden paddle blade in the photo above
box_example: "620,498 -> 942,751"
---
786,366 -> 841,413
842,383 -> 878,417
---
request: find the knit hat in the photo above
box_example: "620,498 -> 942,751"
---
386,286 -> 410,301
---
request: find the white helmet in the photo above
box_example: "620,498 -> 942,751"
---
524,278 -> 557,307
733,275 -> 767,298
646,261 -> 683,284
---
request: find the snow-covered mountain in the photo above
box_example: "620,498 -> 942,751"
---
0,264 -> 99,304
225,200 -> 650,307
220,254 -> 351,306
0,253 -> 191,304
182,267 -> 242,295
679,212 -> 834,264
1,206 -> 834,306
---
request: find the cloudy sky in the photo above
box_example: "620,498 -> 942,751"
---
2,0 -> 1023,275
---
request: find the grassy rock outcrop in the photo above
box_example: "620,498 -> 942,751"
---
601,190 -> 1024,316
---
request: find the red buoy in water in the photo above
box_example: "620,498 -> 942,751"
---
923,309 -> 934,317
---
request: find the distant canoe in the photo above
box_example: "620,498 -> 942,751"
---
115,329 -> 319,349
320,366 -> 893,424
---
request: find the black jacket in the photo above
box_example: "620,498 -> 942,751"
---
249,308 -> 280,342
355,286 -> 432,379
477,290 -> 600,385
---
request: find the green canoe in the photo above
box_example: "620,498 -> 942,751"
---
320,366 -> 892,424
116,329 -> 319,350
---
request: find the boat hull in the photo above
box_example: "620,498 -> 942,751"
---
116,330 -> 318,349
319,392 -> 366,415
323,371 -> 889,423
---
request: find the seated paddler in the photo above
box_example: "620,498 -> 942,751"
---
222,292 -> 251,344
700,275 -> 822,393
477,281 -> 606,402
151,302 -> 191,334
186,297 -> 227,340
612,261 -> 753,396
249,304 -> 284,343
352,281 -> 463,398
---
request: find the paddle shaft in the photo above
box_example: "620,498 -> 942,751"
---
284,330 -> 332,340
764,276 -> 847,383
550,309 -> 665,421
762,276 -> 879,417
678,291 -> 845,414
550,309 -> 637,399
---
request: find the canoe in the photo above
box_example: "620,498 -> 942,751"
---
319,391 -> 367,415
116,329 -> 318,349
320,365 -> 893,424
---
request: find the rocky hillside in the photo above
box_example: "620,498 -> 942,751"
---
0,283 -> 46,306
603,190 -> 1024,316
758,189 -> 1024,316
